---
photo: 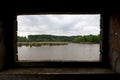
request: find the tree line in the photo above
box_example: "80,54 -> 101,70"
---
17,34 -> 100,43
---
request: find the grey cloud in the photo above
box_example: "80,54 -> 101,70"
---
17,14 -> 100,36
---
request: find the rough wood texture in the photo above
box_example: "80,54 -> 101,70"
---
109,15 -> 120,73
0,21 -> 6,70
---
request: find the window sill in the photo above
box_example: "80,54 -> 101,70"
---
0,67 -> 115,75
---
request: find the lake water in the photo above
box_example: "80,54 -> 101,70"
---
17,43 -> 100,61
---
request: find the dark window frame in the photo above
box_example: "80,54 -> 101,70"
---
14,12 -> 110,68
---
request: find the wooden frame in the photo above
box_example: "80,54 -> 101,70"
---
14,13 -> 110,68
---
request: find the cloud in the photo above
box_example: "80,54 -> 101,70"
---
17,14 -> 100,37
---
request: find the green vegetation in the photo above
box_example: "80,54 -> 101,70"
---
73,35 -> 100,43
17,36 -> 28,42
17,34 -> 100,46
27,34 -> 74,42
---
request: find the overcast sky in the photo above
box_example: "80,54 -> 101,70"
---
17,14 -> 100,37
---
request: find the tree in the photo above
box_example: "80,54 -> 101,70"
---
17,36 -> 28,42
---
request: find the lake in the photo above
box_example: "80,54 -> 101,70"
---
17,43 -> 100,61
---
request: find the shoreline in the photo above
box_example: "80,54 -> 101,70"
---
17,42 -> 99,47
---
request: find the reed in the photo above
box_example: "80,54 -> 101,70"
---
17,42 -> 68,47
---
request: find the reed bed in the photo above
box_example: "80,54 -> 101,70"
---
17,42 -> 68,47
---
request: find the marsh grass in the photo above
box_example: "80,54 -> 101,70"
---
17,42 -> 68,47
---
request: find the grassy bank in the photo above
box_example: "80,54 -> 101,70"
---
17,42 -> 68,47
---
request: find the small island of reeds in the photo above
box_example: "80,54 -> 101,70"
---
17,42 -> 68,47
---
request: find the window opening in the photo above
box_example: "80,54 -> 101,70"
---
17,14 -> 100,62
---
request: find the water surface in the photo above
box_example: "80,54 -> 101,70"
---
18,43 -> 100,61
